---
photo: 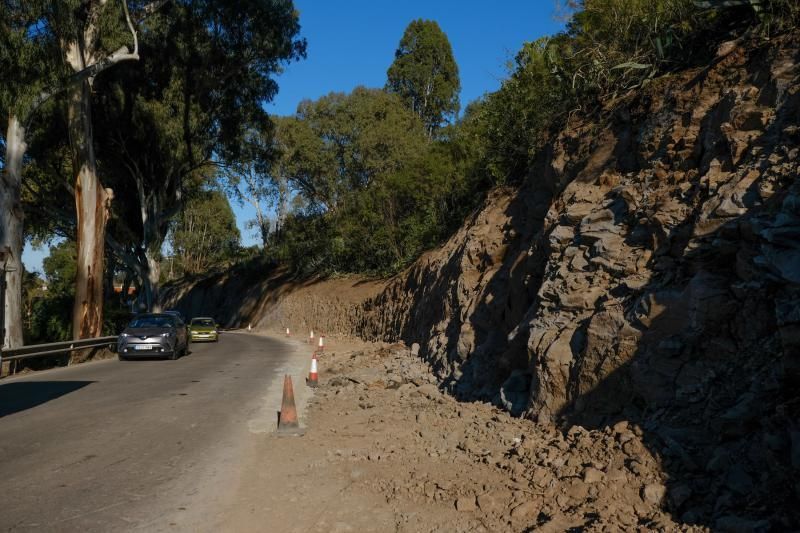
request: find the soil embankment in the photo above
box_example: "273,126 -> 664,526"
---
165,34 -> 800,530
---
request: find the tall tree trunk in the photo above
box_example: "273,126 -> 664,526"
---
275,175 -> 288,242
142,247 -> 161,312
1,115 -> 26,349
258,216 -> 270,249
68,80 -> 112,339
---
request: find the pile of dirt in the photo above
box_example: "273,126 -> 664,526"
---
161,262 -> 385,334
233,343 -> 707,532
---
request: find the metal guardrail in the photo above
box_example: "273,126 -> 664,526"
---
1,336 -> 118,363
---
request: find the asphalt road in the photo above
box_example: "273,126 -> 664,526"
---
0,332 -> 299,532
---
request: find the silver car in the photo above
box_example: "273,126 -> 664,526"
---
117,313 -> 189,361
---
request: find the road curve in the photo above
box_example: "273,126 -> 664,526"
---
0,332 -> 298,532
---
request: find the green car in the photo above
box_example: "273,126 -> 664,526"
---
189,317 -> 219,342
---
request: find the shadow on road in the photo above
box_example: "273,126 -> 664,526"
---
0,381 -> 94,418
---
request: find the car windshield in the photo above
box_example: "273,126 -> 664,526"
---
128,316 -> 175,328
191,319 -> 215,327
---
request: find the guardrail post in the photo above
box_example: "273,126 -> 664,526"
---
0,252 -> 7,375
0,254 -> 7,352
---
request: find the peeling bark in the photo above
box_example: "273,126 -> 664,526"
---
69,78 -> 114,339
144,247 -> 161,312
65,0 -> 143,338
1,116 -> 26,349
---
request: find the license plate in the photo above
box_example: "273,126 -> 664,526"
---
134,345 -> 153,350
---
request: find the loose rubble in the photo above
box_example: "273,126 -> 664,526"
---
278,343 -> 707,532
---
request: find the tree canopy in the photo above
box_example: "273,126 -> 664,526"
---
169,189 -> 241,275
270,86 -> 463,273
386,19 -> 460,137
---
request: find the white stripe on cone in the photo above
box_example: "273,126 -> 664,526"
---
318,336 -> 324,349
286,327 -> 291,336
308,354 -> 319,386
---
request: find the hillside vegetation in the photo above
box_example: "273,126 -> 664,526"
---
262,0 -> 799,276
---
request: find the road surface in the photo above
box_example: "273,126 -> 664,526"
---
0,332 -> 305,532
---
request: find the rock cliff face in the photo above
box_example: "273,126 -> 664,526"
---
164,34 -> 800,528
359,34 -> 800,527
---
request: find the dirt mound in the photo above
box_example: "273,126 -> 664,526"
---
233,343 -> 706,532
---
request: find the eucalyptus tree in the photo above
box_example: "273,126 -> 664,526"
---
94,0 -> 305,311
274,87 -> 459,272
0,1 -> 156,345
169,189 -> 241,275
0,2 -> 54,348
223,126 -> 288,250
48,0 -> 151,339
281,88 -> 428,214
386,19 -> 460,137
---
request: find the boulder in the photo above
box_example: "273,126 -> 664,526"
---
642,483 -> 667,505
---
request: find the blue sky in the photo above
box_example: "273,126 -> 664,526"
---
24,0 -> 564,274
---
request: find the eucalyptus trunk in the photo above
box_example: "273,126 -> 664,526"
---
60,0 -> 147,338
0,115 -> 26,349
142,246 -> 162,313
68,81 -> 112,339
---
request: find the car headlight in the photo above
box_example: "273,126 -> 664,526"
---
161,331 -> 174,338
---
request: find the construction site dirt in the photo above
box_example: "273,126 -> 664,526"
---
227,336 -> 703,533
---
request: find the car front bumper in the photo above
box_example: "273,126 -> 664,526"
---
190,331 -> 218,342
118,337 -> 176,357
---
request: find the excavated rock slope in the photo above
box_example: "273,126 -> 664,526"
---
164,35 -> 800,529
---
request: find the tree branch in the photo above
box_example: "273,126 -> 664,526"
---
25,0 -> 170,129
138,0 -> 171,22
122,0 -> 139,57
105,232 -> 145,276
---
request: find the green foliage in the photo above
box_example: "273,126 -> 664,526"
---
0,2 -> 64,123
42,240 -> 78,297
386,19 -> 461,136
270,87 -> 462,275
25,241 -> 77,343
270,0 -> 800,277
280,88 -> 429,212
462,0 -> 798,187
695,0 -> 800,32
169,189 -> 241,275
8,0 -> 800,295
465,38 -> 568,183
24,241 -> 128,342
560,0 -> 709,96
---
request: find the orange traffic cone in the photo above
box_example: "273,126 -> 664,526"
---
285,327 -> 291,337
318,334 -> 325,353
307,353 -> 319,388
308,330 -> 314,344
278,375 -> 299,431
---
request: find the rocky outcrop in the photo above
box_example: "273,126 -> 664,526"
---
357,35 -> 800,528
